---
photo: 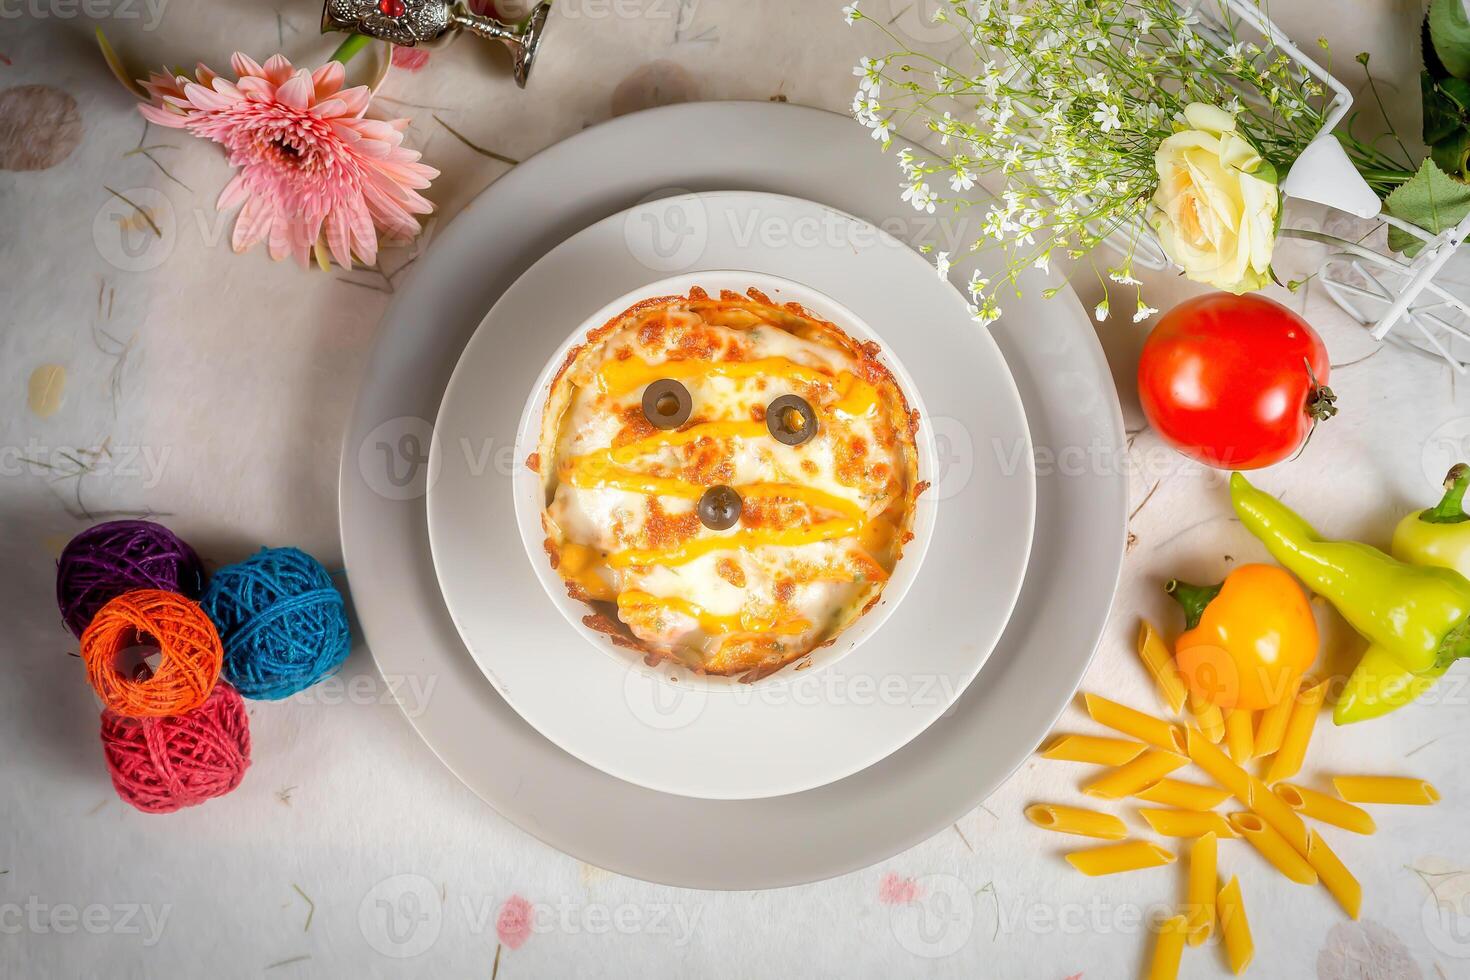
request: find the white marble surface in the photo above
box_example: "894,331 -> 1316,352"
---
3,1 -> 1470,977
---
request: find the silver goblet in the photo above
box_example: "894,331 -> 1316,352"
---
321,0 -> 550,88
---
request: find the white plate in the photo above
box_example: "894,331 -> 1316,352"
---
425,198 -> 1033,800
507,269 -> 944,691
339,101 -> 1126,887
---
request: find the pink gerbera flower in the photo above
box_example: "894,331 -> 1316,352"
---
140,53 -> 438,268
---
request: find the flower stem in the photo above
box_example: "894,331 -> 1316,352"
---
329,33 -> 373,65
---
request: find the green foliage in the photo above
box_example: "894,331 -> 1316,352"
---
1385,159 -> 1470,255
1430,0 -> 1470,79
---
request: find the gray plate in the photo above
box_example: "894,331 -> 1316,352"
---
338,101 -> 1127,889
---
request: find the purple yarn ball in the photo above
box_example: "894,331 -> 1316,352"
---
56,520 -> 205,637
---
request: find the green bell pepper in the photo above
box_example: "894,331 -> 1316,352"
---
1341,463 -> 1470,722
1230,472 -> 1470,723
1395,463 -> 1470,569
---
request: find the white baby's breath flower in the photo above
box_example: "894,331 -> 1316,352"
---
1108,268 -> 1142,286
1094,300 -> 1109,322
901,180 -> 937,214
842,2 -> 860,25
967,270 -> 989,299
934,251 -> 951,279
950,166 -> 976,191
1084,73 -> 1109,95
1133,300 -> 1158,323
936,110 -> 956,145
1092,103 -> 1121,132
870,118 -> 894,144
1033,253 -> 1050,272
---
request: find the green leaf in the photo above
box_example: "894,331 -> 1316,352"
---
1424,73 -> 1464,144
1432,130 -> 1470,179
1441,75 -> 1470,111
1430,0 -> 1470,79
1385,159 -> 1470,255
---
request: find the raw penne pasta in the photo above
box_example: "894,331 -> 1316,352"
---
1137,619 -> 1188,714
1025,804 -> 1128,840
1135,779 -> 1231,811
1188,689 -> 1225,744
1065,840 -> 1176,877
1083,693 -> 1187,752
1216,876 -> 1254,974
1228,812 -> 1318,885
1264,679 -> 1328,785
1252,692 -> 1294,759
1139,808 -> 1237,839
1224,709 -> 1254,763
1083,749 -> 1189,800
1187,728 -> 1311,856
1332,776 -> 1441,806
1306,830 -> 1362,919
1040,734 -> 1146,767
1186,832 -> 1217,946
1273,783 -> 1377,835
1147,915 -> 1188,980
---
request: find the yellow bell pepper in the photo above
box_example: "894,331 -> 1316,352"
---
1167,564 -> 1319,711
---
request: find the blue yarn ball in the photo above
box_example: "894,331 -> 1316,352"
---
201,547 -> 351,700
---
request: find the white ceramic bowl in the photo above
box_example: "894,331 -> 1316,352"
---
512,270 -> 939,693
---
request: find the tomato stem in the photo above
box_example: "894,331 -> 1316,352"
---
1303,358 -> 1338,423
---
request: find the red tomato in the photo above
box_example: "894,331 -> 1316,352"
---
1137,293 -> 1335,470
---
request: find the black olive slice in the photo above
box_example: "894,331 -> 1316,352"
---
766,394 -> 818,446
697,485 -> 743,530
641,378 -> 692,430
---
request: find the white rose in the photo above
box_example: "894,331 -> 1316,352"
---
1147,102 -> 1279,293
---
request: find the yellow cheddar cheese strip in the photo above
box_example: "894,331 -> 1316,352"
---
1264,678 -> 1328,785
1216,876 -> 1254,974
1024,804 -> 1127,840
1040,734 -> 1147,767
1227,812 -> 1318,885
1083,750 -> 1189,800
1186,728 -> 1311,857
1306,830 -> 1362,919
1332,776 -> 1441,806
1186,832 -> 1218,946
608,420 -> 768,463
1139,809 -> 1237,840
1083,693 -> 1187,753
1224,709 -> 1254,764
1134,779 -> 1231,811
556,541 -> 617,601
1273,784 -> 1377,835
1188,690 -> 1225,744
1065,840 -> 1175,877
1146,915 -> 1189,980
609,518 -> 860,568
598,356 -> 880,418
1252,692 -> 1294,759
565,458 -> 868,522
1137,619 -> 1188,714
617,591 -> 810,637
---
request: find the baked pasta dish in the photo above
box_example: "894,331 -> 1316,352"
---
529,286 -> 925,681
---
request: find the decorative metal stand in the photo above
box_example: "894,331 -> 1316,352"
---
322,0 -> 550,88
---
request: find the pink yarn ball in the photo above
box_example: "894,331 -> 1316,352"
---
100,683 -> 252,813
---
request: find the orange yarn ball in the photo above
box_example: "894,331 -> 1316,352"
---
81,589 -> 223,718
